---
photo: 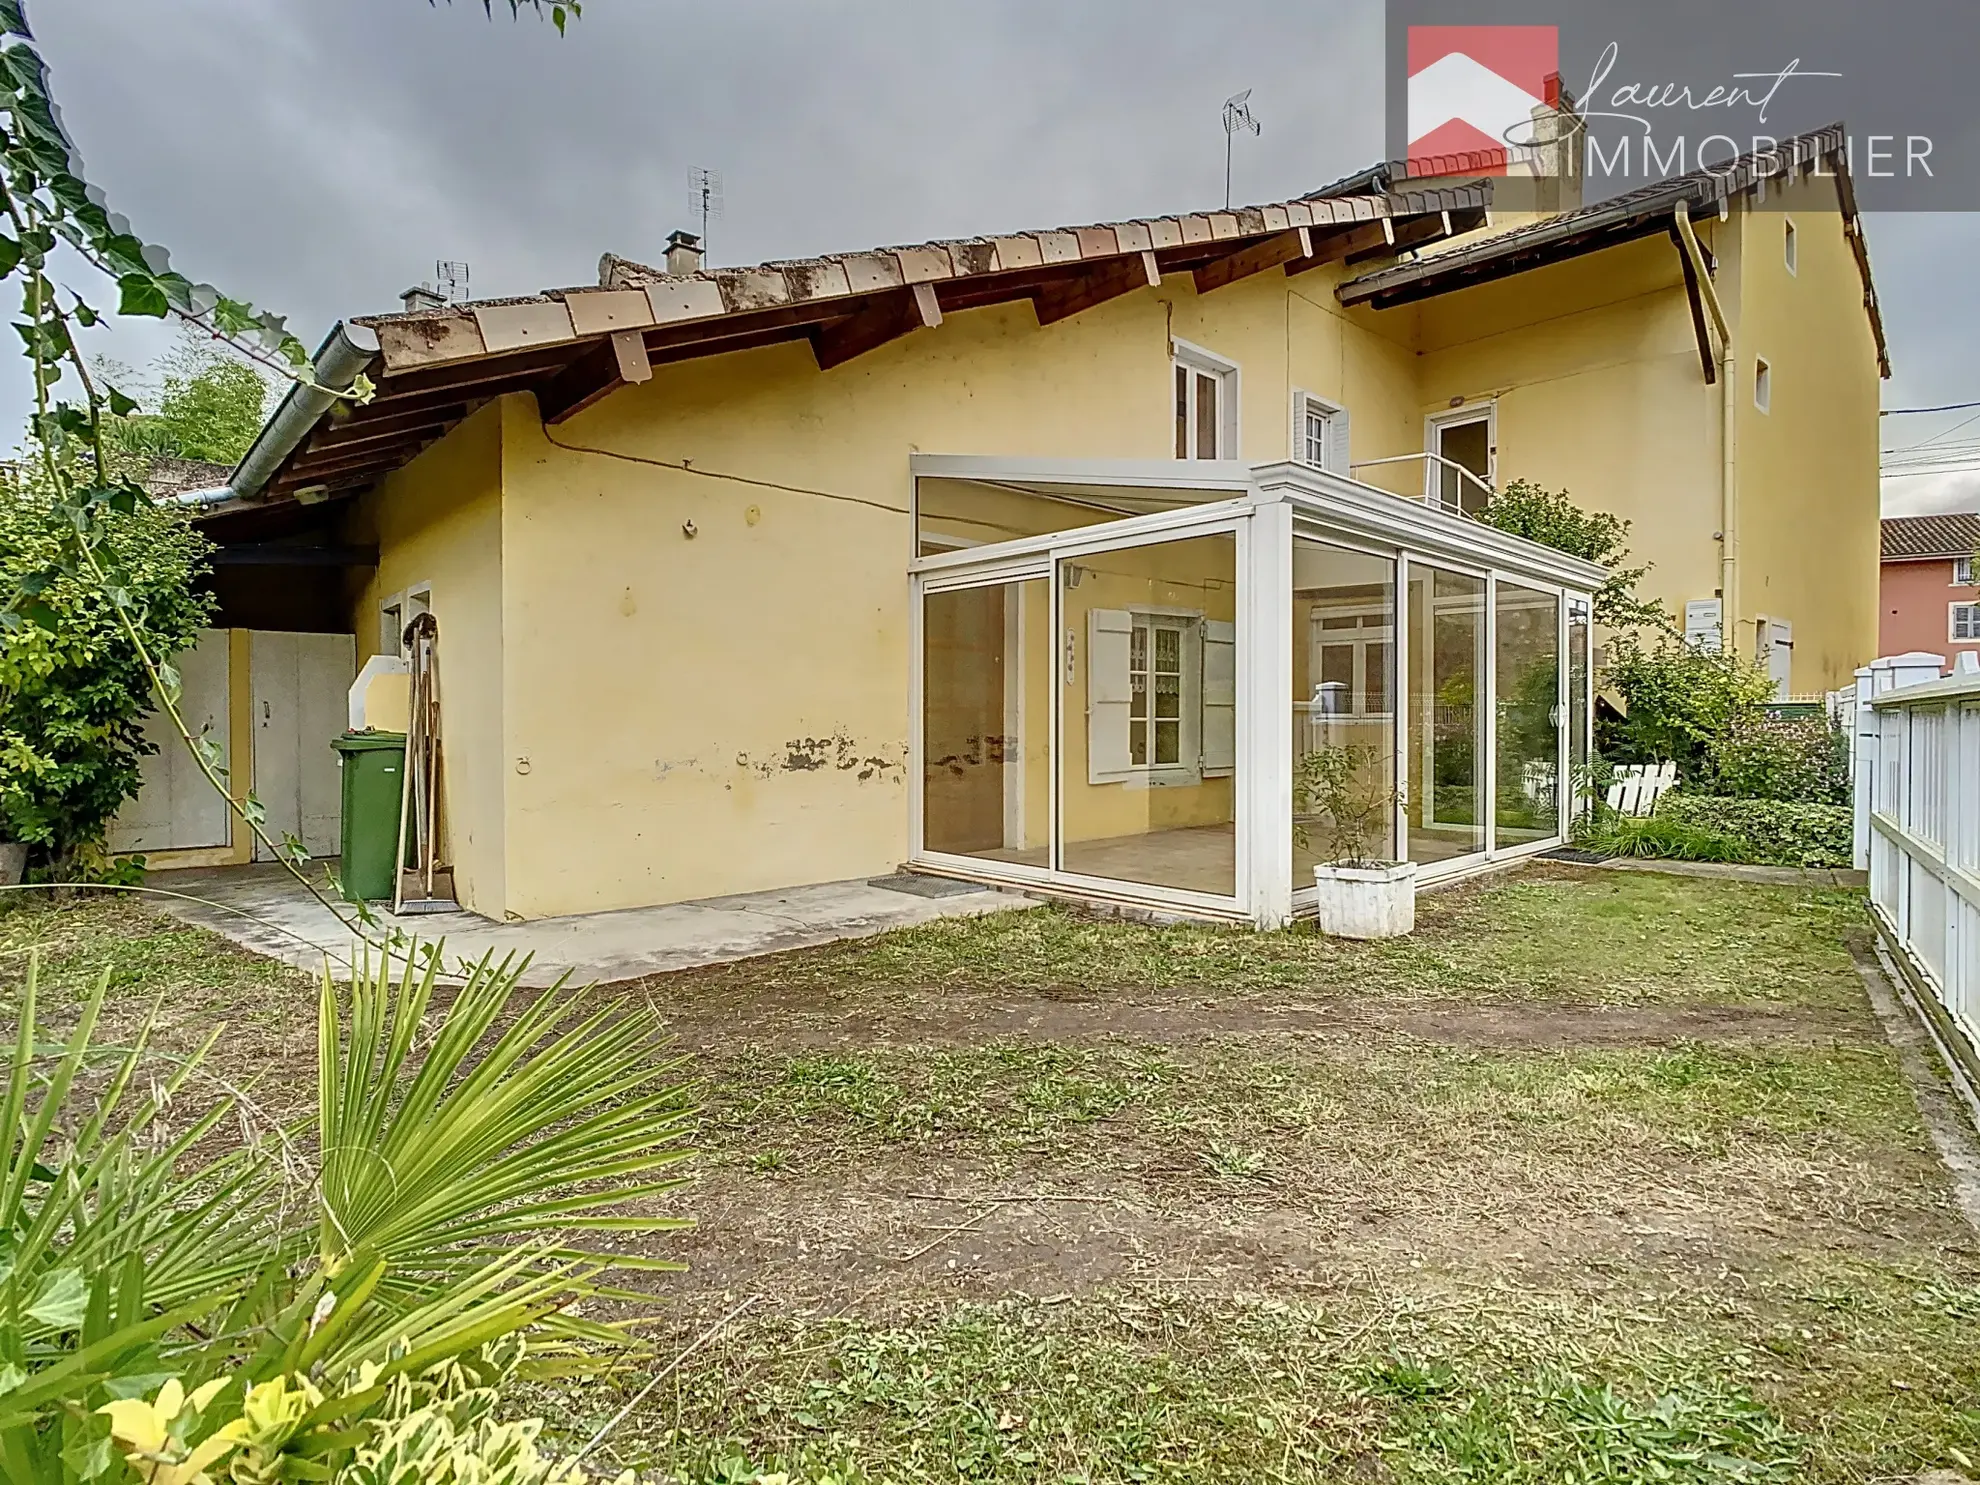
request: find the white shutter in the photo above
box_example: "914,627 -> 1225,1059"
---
1201,619 -> 1236,778
1327,405 -> 1351,474
1086,609 -> 1134,784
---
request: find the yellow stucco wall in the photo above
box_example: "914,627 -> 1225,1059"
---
351,212 -> 1880,919
1726,177 -> 1883,692
344,400 -> 507,915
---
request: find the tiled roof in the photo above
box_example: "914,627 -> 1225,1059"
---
1882,512 -> 1980,560
1334,125 -> 1888,379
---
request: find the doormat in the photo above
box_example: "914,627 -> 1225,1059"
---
1539,846 -> 1612,865
867,873 -> 989,899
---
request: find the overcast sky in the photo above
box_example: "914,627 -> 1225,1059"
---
22,0 -> 1979,517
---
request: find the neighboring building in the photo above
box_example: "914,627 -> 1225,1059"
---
122,126 -> 1884,928
1880,512 -> 1980,671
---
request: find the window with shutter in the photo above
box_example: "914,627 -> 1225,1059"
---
1291,390 -> 1349,473
1086,607 -> 1218,784
1202,620 -> 1236,777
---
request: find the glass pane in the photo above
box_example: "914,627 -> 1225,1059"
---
1061,533 -> 1237,896
1294,539 -> 1397,880
1194,373 -> 1219,459
922,579 -> 1050,866
1495,582 -> 1562,846
1175,365 -> 1189,458
1406,565 -> 1486,864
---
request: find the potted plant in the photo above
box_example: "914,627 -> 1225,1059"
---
1295,743 -> 1414,939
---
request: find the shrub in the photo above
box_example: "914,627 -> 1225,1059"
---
1475,479 -> 1664,630
0,471 -> 212,871
1655,793 -> 1853,869
1707,710 -> 1849,805
1599,629 -> 1777,783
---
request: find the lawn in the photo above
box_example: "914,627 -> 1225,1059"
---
5,864 -> 1977,1483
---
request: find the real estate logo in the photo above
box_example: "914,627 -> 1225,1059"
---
1385,2 -> 1971,210
1406,25 -> 1559,178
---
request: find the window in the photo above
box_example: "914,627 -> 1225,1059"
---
1172,341 -> 1236,460
1129,616 -> 1189,766
1954,555 -> 1974,586
1754,357 -> 1772,413
381,585 -> 431,659
1293,390 -> 1349,472
1954,602 -> 1980,642
1308,608 -> 1392,716
1783,218 -> 1797,275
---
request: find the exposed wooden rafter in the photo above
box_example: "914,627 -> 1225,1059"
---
1193,229 -> 1311,294
1668,224 -> 1719,385
810,282 -> 942,371
1284,220 -> 1395,277
1032,252 -> 1160,325
207,543 -> 380,568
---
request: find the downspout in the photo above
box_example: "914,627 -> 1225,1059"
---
162,321 -> 381,509
1673,200 -> 1738,650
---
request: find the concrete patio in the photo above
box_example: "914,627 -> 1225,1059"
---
146,863 -> 1031,987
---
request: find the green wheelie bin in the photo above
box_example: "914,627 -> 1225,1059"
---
333,731 -> 407,903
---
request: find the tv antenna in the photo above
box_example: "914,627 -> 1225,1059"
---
434,260 -> 470,303
688,167 -> 724,256
1221,90 -> 1261,210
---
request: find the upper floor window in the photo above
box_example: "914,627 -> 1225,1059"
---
1953,601 -> 1980,642
1783,218 -> 1798,275
1294,391 -> 1349,472
1172,340 -> 1237,460
1754,357 -> 1772,414
1954,555 -> 1974,586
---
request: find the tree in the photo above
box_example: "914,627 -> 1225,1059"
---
1475,478 -> 1667,631
105,330 -> 274,465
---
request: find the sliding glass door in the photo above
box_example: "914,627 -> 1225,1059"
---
1405,564 -> 1487,865
1493,580 -> 1563,847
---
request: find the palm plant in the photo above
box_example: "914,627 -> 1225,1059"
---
0,944 -> 694,1478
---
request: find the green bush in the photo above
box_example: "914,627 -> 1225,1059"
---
1706,710 -> 1850,805
1599,630 -> 1777,783
1655,793 -> 1853,869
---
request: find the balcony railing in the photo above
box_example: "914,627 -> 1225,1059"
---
1349,452 -> 1494,518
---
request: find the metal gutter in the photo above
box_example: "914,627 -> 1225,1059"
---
1674,199 -> 1740,651
223,321 -> 381,502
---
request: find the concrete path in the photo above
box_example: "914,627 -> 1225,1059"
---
150,864 -> 1032,987
1596,858 -> 1867,889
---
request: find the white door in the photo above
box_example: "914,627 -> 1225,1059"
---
250,631 -> 356,860
1763,618 -> 1794,700
109,629 -> 232,853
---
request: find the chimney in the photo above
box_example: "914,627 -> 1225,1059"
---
664,229 -> 704,276
400,284 -> 446,314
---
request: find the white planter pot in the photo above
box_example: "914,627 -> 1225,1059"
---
1312,860 -> 1417,939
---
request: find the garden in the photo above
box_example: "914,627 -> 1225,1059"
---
5,864 -> 1978,1482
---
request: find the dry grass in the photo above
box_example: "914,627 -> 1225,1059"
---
4,867 -> 1976,1483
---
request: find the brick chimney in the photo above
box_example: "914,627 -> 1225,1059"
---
664,230 -> 705,276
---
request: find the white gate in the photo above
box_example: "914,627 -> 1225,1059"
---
1858,651 -> 1980,1064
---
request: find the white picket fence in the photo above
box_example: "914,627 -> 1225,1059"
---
1854,650 -> 1980,1066
1605,762 -> 1676,818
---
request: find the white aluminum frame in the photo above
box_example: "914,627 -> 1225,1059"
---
907,455 -> 1604,928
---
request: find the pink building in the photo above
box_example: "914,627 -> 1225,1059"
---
1880,513 -> 1980,671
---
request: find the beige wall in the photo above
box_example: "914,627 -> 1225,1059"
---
351,206 -> 1881,918
1728,176 -> 1883,691
345,400 -> 507,916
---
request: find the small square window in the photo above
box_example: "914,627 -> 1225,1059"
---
1954,602 -> 1980,642
1783,218 -> 1797,275
1754,358 -> 1772,414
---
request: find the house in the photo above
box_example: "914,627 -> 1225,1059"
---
128,124 -> 1884,929
1879,512 -> 1980,672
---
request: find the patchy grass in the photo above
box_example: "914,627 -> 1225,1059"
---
666,869 -> 1871,1013
6,865 -> 1976,1483
559,1262 -> 1980,1484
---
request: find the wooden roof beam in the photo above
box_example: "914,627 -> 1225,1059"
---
810,283 -> 941,371
1193,229 -> 1311,294
1346,211 -> 1449,265
1285,220 -> 1395,277
1031,251 -> 1160,326
539,329 -> 653,425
